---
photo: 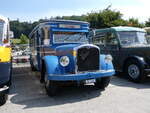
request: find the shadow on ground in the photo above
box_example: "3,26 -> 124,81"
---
10,64 -> 150,109
110,72 -> 150,89
9,65 -> 101,109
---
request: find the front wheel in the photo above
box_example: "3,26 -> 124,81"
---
30,56 -> 37,71
94,77 -> 111,89
125,59 -> 146,83
45,80 -> 58,96
0,94 -> 8,106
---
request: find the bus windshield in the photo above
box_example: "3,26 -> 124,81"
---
0,21 -> 4,43
53,32 -> 88,44
118,31 -> 148,46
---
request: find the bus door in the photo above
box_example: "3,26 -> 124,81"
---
105,31 -> 121,70
37,27 -> 51,70
93,31 -> 108,54
93,30 -> 120,70
31,32 -> 38,70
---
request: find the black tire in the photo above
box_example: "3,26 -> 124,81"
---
30,56 -> 37,71
114,71 -> 122,76
0,94 -> 8,106
43,63 -> 58,96
125,59 -> 146,83
95,76 -> 111,89
31,64 -> 37,71
40,62 -> 46,83
7,62 -> 12,86
45,80 -> 58,96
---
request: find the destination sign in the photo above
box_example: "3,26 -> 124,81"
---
59,24 -> 81,29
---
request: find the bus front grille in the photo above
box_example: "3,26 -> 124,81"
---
77,47 -> 99,72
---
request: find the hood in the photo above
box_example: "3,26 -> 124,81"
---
54,43 -> 99,56
122,45 -> 150,57
123,44 -> 150,48
55,44 -> 81,51
54,43 -> 81,56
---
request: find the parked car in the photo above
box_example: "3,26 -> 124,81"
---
12,51 -> 23,56
0,15 -> 12,105
29,20 -> 115,96
92,26 -> 150,83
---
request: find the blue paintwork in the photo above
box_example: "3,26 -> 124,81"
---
55,44 -> 81,51
29,20 -> 115,82
100,54 -> 114,70
44,54 -> 76,75
44,54 -> 114,81
52,29 -> 88,33
0,62 -> 11,85
47,70 -> 115,81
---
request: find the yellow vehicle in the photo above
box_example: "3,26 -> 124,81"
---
0,15 -> 12,106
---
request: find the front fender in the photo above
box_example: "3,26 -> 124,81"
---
125,56 -> 146,68
100,54 -> 114,70
44,56 -> 61,75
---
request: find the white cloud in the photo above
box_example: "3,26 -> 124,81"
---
111,0 -> 150,22
115,6 -> 148,22
9,0 -> 150,22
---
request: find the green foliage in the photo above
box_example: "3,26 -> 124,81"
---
9,8 -> 147,39
10,39 -> 21,44
145,18 -> 150,27
127,18 -> 144,28
61,15 -> 87,21
10,20 -> 39,38
86,9 -> 127,28
20,34 -> 29,44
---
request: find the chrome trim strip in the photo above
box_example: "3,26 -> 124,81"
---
0,86 -> 9,92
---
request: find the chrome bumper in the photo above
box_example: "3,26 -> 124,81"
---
0,86 -> 9,93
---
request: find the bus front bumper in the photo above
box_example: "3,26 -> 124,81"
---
0,86 -> 9,94
47,69 -> 115,81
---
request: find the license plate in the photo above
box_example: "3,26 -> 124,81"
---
85,79 -> 96,84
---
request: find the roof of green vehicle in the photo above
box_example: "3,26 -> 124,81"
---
95,26 -> 146,32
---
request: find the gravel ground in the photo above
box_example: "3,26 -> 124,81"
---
0,63 -> 150,113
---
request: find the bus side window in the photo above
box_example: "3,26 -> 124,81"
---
41,27 -> 50,45
93,32 -> 106,45
106,32 -> 118,45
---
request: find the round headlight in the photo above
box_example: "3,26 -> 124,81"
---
105,55 -> 113,63
60,56 -> 70,67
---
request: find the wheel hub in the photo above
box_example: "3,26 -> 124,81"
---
128,64 -> 140,79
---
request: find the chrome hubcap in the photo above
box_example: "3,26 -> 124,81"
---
128,64 -> 140,79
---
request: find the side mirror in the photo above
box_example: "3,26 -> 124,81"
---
89,29 -> 95,37
88,29 -> 95,43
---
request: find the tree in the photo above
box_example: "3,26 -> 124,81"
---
10,20 -> 38,38
9,8 -> 145,40
127,18 -> 144,28
86,9 -> 127,28
20,34 -> 29,44
145,18 -> 150,27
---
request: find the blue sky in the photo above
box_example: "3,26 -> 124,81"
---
0,0 -> 149,22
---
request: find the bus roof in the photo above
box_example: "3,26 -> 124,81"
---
39,19 -> 89,24
29,19 -> 89,37
95,26 -> 146,33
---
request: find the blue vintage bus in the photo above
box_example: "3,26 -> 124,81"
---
0,15 -> 12,105
29,20 -> 115,96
